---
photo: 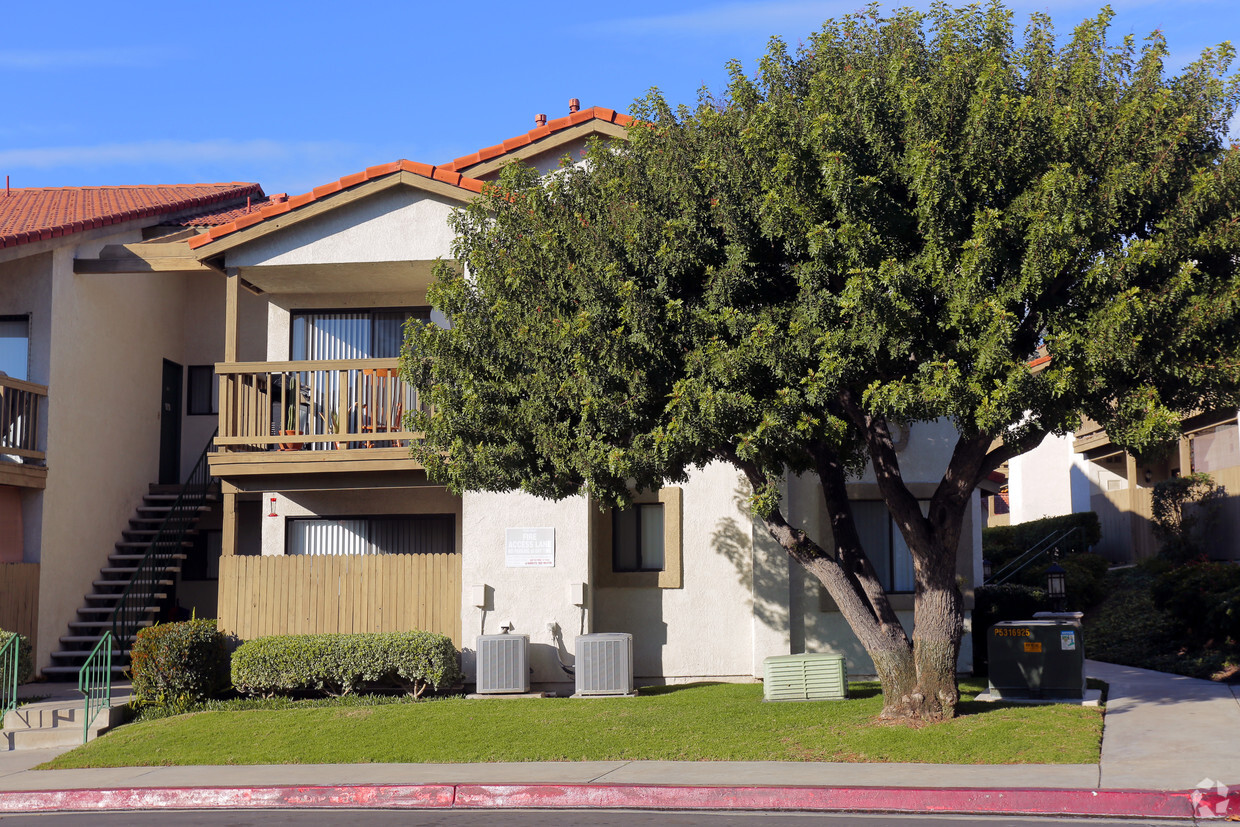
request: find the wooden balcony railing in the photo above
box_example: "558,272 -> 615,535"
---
0,375 -> 47,465
216,359 -> 422,452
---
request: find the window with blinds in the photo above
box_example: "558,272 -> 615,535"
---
286,515 -> 455,556
851,501 -> 917,593
291,308 -> 431,361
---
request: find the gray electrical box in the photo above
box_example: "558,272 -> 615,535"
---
987,618 -> 1085,700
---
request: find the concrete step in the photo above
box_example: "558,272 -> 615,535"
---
40,665 -> 130,678
69,619 -> 152,629
77,606 -> 157,615
92,579 -> 173,588
49,650 -> 129,662
115,541 -> 190,549
2,700 -> 125,750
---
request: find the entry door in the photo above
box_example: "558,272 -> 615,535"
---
159,360 -> 183,484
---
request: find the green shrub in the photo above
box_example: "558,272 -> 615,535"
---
1151,473 -> 1226,563
1084,568 -> 1179,667
983,513 -> 1101,573
0,630 -> 33,685
1052,552 -> 1110,611
232,631 -> 463,698
1152,561 -> 1240,639
129,619 -> 230,712
971,583 -> 1047,676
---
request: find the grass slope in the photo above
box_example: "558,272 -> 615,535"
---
41,680 -> 1102,769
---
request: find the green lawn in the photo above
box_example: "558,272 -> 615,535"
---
40,680 -> 1103,769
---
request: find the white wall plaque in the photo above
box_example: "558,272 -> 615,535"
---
505,527 -> 555,568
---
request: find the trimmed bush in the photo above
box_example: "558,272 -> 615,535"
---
983,512 -> 1101,570
232,631 -> 463,698
0,630 -> 33,685
130,619 -> 230,711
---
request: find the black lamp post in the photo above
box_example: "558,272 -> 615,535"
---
1046,554 -> 1067,613
982,559 -> 993,583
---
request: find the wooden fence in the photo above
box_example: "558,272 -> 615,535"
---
0,563 -> 38,649
217,553 -> 461,644
1091,488 -> 1157,562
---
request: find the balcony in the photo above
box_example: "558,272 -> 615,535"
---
0,375 -> 48,489
210,358 -> 428,489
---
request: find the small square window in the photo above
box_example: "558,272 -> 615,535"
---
187,365 -> 218,415
612,502 -> 665,572
593,487 -> 682,589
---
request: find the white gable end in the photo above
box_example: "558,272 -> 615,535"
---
228,186 -> 459,268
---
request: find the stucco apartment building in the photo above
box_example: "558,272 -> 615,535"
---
0,181 -> 268,674
1006,384 -> 1240,562
5,105 -> 984,689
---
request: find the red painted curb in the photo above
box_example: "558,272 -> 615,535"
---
0,784 -> 455,813
0,783 -> 1236,818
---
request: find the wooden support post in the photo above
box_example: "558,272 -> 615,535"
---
1179,435 -> 1193,476
222,490 -> 237,557
224,268 -> 239,363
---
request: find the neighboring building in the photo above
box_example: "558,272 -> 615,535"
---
0,182 -> 266,671
26,103 -> 985,689
1005,397 -> 1240,562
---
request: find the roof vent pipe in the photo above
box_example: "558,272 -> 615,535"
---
535,113 -> 547,127
569,98 -> 580,113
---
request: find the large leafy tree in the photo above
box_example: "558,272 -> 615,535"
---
404,3 -> 1240,720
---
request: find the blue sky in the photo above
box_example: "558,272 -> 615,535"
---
3,1 -> 1238,197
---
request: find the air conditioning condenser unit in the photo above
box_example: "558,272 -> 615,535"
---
475,634 -> 530,694
574,633 -> 635,696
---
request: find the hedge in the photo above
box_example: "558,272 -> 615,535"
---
129,619 -> 230,711
0,630 -> 33,686
232,631 -> 463,698
983,512 -> 1101,569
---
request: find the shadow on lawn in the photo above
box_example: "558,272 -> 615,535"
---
635,681 -> 886,700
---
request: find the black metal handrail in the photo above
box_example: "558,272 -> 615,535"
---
987,525 -> 1086,586
108,430 -> 218,651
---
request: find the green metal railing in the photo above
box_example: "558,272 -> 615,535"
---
1,633 -> 20,722
79,631 -> 112,743
110,430 -> 218,652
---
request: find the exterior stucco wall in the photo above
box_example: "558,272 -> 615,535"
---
0,250 -> 53,565
592,462 -> 757,682
36,235 -> 197,670
228,189 -> 458,268
458,490 -> 592,690
1009,432 -> 1093,524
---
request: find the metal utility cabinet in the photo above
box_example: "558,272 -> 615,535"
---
987,618 -> 1085,700
762,653 -> 848,701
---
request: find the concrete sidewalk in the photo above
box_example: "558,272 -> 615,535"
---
0,659 -> 1237,818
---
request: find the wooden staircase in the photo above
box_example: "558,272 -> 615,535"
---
42,484 -> 216,679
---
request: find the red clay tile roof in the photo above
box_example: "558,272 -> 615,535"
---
0,183 -> 263,250
187,161 -> 483,251
442,106 -> 632,173
1029,354 -> 1052,369
172,195 -> 288,227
